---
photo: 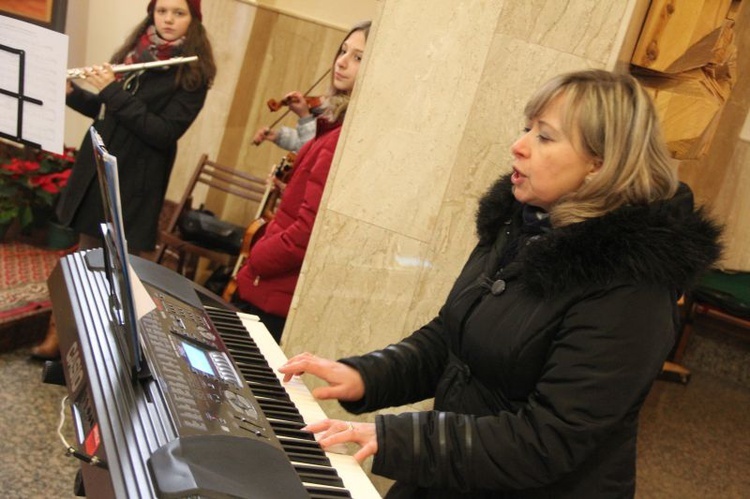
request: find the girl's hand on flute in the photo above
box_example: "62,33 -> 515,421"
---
83,64 -> 116,91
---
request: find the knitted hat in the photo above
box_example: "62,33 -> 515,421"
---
147,0 -> 202,22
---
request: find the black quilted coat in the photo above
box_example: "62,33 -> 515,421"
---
340,174 -> 721,498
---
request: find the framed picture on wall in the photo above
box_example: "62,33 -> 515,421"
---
0,0 -> 68,33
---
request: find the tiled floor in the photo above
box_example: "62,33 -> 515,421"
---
0,318 -> 748,498
0,348 -> 79,498
637,372 -> 750,498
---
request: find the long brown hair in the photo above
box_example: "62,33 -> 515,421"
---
322,20 -> 372,123
110,5 -> 216,91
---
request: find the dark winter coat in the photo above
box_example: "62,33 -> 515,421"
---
57,68 -> 208,251
236,118 -> 343,317
339,174 -> 721,498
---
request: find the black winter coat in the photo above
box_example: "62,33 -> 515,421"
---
340,175 -> 721,498
57,68 -> 208,251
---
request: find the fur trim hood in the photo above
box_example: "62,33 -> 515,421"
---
476,174 -> 723,297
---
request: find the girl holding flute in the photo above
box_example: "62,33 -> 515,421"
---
32,0 -> 216,359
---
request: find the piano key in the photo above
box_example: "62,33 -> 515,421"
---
285,450 -> 334,467
295,463 -> 346,487
306,486 -> 356,499
205,307 -> 381,499
208,312 -> 350,494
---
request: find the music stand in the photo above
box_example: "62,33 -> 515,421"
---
0,43 -> 43,148
0,15 -> 68,152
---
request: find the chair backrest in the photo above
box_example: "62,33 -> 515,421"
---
153,154 -> 267,272
162,154 -> 267,236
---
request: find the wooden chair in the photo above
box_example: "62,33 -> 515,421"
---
153,154 -> 267,281
220,152 -> 295,301
661,270 -> 750,383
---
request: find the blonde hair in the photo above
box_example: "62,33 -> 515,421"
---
322,21 -> 372,123
524,69 -> 678,226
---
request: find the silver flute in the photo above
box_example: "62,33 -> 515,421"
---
66,56 -> 199,80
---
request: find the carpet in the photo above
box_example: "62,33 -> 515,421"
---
0,242 -> 71,351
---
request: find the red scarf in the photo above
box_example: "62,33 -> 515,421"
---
123,25 -> 184,66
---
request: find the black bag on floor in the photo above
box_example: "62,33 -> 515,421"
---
177,209 -> 244,253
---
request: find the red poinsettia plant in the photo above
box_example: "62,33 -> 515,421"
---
0,145 -> 76,229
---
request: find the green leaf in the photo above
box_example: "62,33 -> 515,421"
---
0,207 -> 18,224
18,204 -> 33,228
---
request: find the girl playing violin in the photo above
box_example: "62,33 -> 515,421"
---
252,91 -> 326,153
233,20 -> 372,342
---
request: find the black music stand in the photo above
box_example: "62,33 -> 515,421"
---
0,43 -> 43,149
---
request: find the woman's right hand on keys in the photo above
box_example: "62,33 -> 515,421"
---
278,352 -> 365,402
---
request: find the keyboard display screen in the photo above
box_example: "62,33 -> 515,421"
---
181,341 -> 215,376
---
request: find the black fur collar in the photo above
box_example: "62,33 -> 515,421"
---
476,175 -> 723,297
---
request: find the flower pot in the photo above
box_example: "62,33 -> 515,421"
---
31,204 -> 55,229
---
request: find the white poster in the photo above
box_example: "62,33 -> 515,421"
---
0,14 -> 68,154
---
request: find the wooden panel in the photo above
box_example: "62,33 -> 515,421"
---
633,66 -> 734,159
631,0 -> 740,160
632,0 -> 734,72
676,1 -> 750,271
210,11 -> 346,226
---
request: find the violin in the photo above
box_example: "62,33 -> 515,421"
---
266,95 -> 323,112
253,69 -> 331,147
222,153 -> 296,301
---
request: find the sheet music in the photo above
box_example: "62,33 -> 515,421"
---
128,262 -> 157,319
101,224 -> 157,320
0,15 -> 68,153
99,148 -> 156,320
